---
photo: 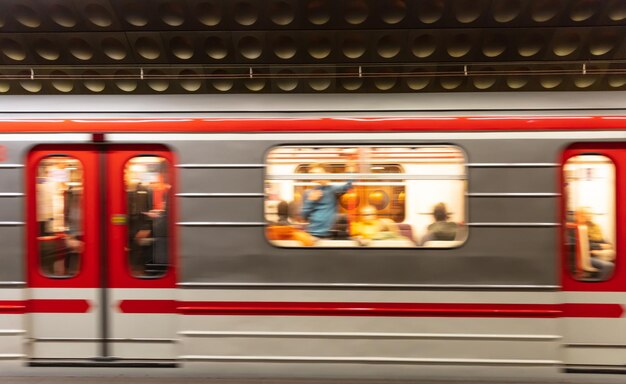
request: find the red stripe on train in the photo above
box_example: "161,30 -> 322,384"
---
118,300 -> 624,318
0,299 -> 90,314
3,116 -> 626,132
2,300 -> 622,318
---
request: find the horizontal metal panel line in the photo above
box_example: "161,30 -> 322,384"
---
467,193 -> 560,197
565,344 -> 626,348
179,355 -> 560,366
0,193 -> 24,197
468,163 -> 560,168
177,282 -> 560,290
178,331 -> 560,341
177,164 -> 265,169
0,354 -> 26,360
176,193 -> 265,198
468,222 -> 560,227
0,281 -> 26,287
32,338 -> 177,343
177,222 -> 265,227
0,330 -> 26,336
0,164 -> 24,169
0,221 -> 24,226
269,174 -> 466,181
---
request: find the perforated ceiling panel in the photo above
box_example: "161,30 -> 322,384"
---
0,0 -> 624,94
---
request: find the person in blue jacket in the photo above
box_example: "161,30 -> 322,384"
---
301,163 -> 354,238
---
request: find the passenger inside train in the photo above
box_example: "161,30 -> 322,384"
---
265,146 -> 467,248
125,157 -> 171,277
564,155 -> 616,281
36,156 -> 84,277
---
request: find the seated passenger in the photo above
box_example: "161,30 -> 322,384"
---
375,218 -> 411,242
422,203 -> 458,244
350,205 -> 382,246
301,163 -> 354,238
267,200 -> 316,246
575,207 -> 614,280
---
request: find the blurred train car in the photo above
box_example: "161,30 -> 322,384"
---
1,94 -> 626,379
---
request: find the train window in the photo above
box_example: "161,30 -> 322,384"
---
564,155 -> 616,282
125,156 -> 171,277
265,146 -> 467,248
36,156 -> 83,278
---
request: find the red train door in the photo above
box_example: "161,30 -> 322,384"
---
561,144 -> 626,372
27,145 -> 177,365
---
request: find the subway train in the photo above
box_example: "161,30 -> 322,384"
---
1,93 -> 626,380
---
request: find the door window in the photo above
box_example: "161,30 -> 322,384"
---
36,156 -> 84,278
125,156 -> 171,277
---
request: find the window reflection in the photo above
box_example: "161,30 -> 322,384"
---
36,156 -> 83,277
564,155 -> 616,281
125,156 -> 170,277
265,146 -> 467,248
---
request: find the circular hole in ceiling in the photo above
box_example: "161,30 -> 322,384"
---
0,81 -> 10,93
159,1 -> 185,27
608,75 -> 626,88
276,69 -> 298,92
306,0 -> 331,25
506,69 -> 530,89
482,34 -> 506,57
273,35 -> 297,59
307,35 -> 332,59
14,4 -> 41,28
135,37 -> 161,60
34,38 -> 61,61
50,3 -> 77,28
82,70 -> 105,93
454,0 -> 482,23
51,70 -> 74,93
234,1 -> 259,26
540,71 -> 563,89
68,38 -> 94,61
0,39 -> 26,61
589,32 -> 618,56
114,70 -> 138,92
447,33 -> 472,58
341,34 -> 366,59
238,35 -> 263,60
440,76 -> 464,90
270,1 -> 295,26
121,0 -> 149,27
101,37 -> 127,60
179,70 -> 202,92
417,0 -> 444,24
530,0 -> 561,22
84,3 -> 113,27
377,34 -> 401,59
20,79 -> 43,93
411,34 -> 436,58
492,0 -> 521,23
170,36 -> 194,60
146,70 -> 169,92
344,0 -> 369,25
574,74 -> 598,89
308,70 -> 332,92
205,36 -> 228,59
517,33 -> 544,57
196,1 -> 222,26
340,76 -> 363,91
570,0 -> 598,22
552,32 -> 581,57
406,69 -> 431,90
381,0 -> 407,24
472,73 -> 497,90
210,70 -> 234,92
244,77 -> 266,92
374,72 -> 398,91
608,0 -> 626,21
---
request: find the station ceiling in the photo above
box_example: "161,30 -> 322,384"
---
0,0 -> 624,94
